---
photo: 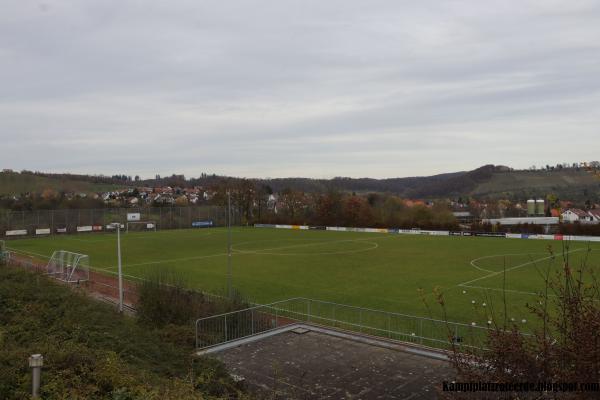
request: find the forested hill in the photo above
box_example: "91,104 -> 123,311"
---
262,167 -> 488,196
0,170 -> 124,195
260,165 -> 600,201
2,165 -> 600,201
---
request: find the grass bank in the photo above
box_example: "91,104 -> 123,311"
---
0,265 -> 250,399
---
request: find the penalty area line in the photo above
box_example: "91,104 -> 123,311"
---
458,248 -> 585,288
460,283 -> 547,297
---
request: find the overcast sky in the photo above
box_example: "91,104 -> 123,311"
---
1,1 -> 599,179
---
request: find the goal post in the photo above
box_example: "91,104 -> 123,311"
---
47,250 -> 90,283
126,221 -> 157,233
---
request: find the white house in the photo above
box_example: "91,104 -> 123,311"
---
588,209 -> 600,224
561,208 -> 595,224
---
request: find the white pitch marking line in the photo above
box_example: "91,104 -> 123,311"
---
243,241 -> 380,256
459,248 -> 585,288
89,235 -> 394,271
6,247 -> 51,259
95,252 -> 230,271
469,252 -> 547,274
461,284 -> 543,297
231,236 -> 386,254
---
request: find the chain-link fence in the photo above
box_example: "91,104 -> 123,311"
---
0,206 -> 239,238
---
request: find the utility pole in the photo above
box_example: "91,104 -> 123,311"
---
115,222 -> 123,313
227,191 -> 232,298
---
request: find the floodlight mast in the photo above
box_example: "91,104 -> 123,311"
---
227,191 -> 232,298
111,222 -> 124,313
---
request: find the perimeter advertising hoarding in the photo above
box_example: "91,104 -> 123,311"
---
473,232 -> 506,238
192,220 -> 214,228
6,230 -> 27,236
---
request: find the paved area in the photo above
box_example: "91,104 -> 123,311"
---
213,329 -> 452,399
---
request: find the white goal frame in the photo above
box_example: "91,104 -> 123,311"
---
126,221 -> 157,233
47,250 -> 90,283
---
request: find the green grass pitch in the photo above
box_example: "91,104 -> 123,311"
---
6,227 -> 600,326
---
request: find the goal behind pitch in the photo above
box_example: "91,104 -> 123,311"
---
47,250 -> 90,283
126,221 -> 157,233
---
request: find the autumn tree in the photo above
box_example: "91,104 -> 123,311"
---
314,191 -> 343,226
342,196 -> 374,227
174,195 -> 188,206
278,188 -> 307,223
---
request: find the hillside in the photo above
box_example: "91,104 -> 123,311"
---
261,166 -> 600,201
471,169 -> 600,200
2,165 -> 599,201
0,171 -> 124,195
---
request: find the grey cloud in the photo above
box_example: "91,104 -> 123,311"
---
1,0 -> 599,178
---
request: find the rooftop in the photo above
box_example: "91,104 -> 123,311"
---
211,327 -> 451,399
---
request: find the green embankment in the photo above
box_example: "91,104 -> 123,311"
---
0,265 -> 249,400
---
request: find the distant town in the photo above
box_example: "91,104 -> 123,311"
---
1,162 -> 600,237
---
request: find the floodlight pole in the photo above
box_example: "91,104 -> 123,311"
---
116,223 -> 123,313
227,191 -> 232,298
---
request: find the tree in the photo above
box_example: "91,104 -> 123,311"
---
175,195 -> 188,206
41,188 -> 58,201
278,188 -> 306,223
314,191 -> 343,226
380,196 -> 406,227
255,184 -> 273,221
342,196 -> 373,227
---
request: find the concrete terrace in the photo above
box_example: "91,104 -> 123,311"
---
209,326 -> 452,399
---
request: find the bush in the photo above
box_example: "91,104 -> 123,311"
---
0,265 -> 251,399
136,269 -> 250,329
439,243 -> 600,399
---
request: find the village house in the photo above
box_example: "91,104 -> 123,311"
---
589,209 -> 600,224
561,208 -> 598,224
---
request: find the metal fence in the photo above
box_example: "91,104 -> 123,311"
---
196,297 -> 492,351
0,206 -> 239,237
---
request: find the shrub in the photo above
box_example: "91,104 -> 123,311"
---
0,265 -> 252,399
136,269 -> 250,328
439,243 -> 600,399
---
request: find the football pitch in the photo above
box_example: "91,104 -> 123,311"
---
6,227 -> 600,325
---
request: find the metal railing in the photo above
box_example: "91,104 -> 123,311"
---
196,297 -> 492,351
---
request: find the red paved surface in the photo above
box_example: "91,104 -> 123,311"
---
8,252 -> 138,308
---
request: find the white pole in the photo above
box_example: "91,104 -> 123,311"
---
117,223 -> 123,313
28,354 -> 43,398
227,191 -> 232,298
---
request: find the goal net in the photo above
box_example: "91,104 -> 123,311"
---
126,221 -> 157,233
47,250 -> 90,283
